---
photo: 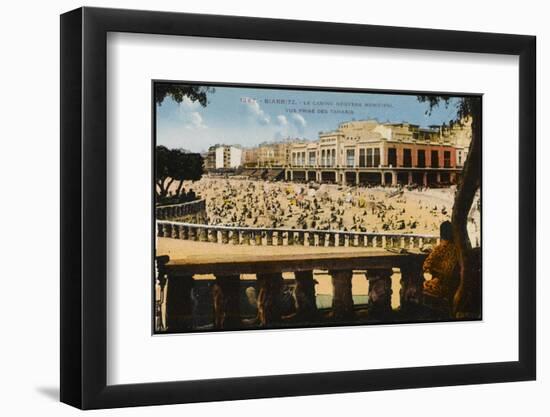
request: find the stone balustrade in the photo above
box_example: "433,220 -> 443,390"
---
156,220 -> 439,249
155,250 -> 428,332
156,199 -> 206,220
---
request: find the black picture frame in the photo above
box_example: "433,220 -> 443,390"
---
60,6 -> 536,410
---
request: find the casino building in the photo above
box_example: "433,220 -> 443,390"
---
284,119 -> 471,186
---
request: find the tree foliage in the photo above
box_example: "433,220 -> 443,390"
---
155,146 -> 204,198
155,84 -> 214,106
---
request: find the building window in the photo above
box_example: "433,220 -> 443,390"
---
359,148 -> 366,167
431,150 -> 439,168
403,148 -> 412,167
308,151 -> 316,166
387,148 -> 397,167
366,148 -> 373,167
417,150 -> 426,168
444,151 -> 451,168
346,149 -> 355,167
373,148 -> 380,167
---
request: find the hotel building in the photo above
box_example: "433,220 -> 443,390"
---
206,145 -> 243,170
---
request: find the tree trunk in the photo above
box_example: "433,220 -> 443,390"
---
156,177 -> 174,199
176,179 -> 185,196
451,101 -> 482,318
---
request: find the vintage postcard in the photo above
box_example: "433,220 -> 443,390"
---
153,82 -> 482,334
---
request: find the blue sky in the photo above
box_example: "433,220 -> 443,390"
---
156,85 -> 462,153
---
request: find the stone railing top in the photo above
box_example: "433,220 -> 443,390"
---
164,250 -> 427,276
156,199 -> 204,209
156,220 -> 437,240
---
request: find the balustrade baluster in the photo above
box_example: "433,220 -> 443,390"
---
297,231 -> 305,245
256,273 -> 284,326
366,268 -> 393,318
366,235 -> 374,247
318,232 -> 325,247
155,256 -> 169,331
338,233 -> 345,247
171,224 -> 180,239
221,229 -> 229,244
328,232 -> 335,247
307,232 -> 315,246
255,231 -> 262,245
199,227 -> 208,242
277,231 -> 284,246
208,228 -> 218,243
329,269 -> 354,320
294,270 -> 318,320
180,225 -> 189,240
188,226 -> 197,241
212,274 -> 241,329
399,257 -> 425,313
266,230 -> 273,245
232,229 -> 240,245
287,231 -> 295,246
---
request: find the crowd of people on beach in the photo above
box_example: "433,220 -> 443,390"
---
170,176 -> 480,240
